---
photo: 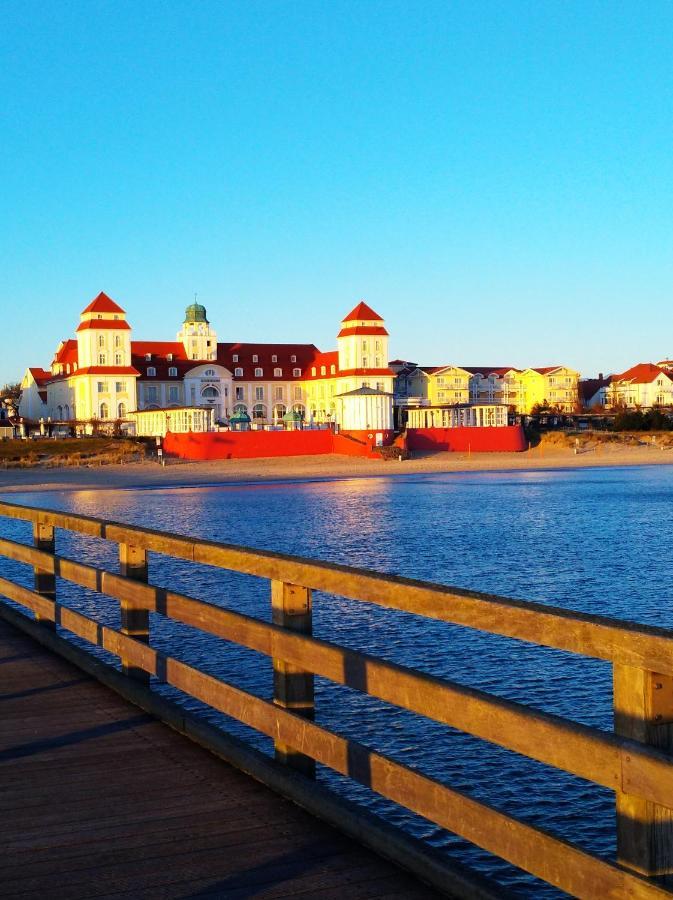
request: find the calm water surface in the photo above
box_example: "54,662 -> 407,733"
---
2,464 -> 673,897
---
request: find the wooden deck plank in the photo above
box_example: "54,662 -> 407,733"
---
0,619 -> 440,900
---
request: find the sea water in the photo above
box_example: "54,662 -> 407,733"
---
2,464 -> 673,896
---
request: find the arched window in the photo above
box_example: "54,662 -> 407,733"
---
320,366 -> 326,376
293,368 -> 301,377
273,404 -> 287,419
292,403 -> 305,418
235,367 -> 243,377
252,404 -> 266,419
117,402 -> 126,418
100,402 -> 109,419
147,367 -> 156,376
330,365 -> 336,374
274,367 -> 282,377
202,386 -> 219,399
254,367 -> 263,377
168,366 -> 178,377
233,403 -> 247,414
204,369 -> 215,376
115,336 -> 121,348
311,367 -> 316,376
57,406 -> 63,419
64,405 -> 70,419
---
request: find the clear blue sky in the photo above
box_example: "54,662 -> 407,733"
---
2,0 -> 673,385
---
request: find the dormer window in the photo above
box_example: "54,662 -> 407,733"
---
291,355 -> 297,363
235,367 -> 243,377
252,354 -> 259,363
255,367 -> 263,377
168,367 -> 178,377
167,353 -> 173,361
272,355 -> 277,363
205,369 -> 215,376
311,367 -> 316,376
233,354 -> 238,362
293,368 -> 301,377
274,367 -> 282,377
330,365 -> 336,375
145,353 -> 152,361
320,366 -> 326,376
147,366 -> 156,377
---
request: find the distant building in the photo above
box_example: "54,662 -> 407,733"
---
391,363 -> 580,417
579,374 -> 611,409
607,363 -> 673,409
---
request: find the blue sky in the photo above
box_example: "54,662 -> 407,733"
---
2,1 -> 673,385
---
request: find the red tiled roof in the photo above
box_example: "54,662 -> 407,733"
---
72,367 -> 140,376
342,301 -> 384,322
53,340 -> 78,366
132,341 -> 187,359
218,342 -> 320,381
531,366 -> 562,375
28,367 -> 52,385
81,292 -> 126,315
612,363 -> 672,385
336,325 -> 389,338
76,319 -> 131,332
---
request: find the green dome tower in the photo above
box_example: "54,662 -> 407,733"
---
178,299 -> 217,361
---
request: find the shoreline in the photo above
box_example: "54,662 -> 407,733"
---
1,445 -> 672,494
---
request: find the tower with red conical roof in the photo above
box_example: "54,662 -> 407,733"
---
337,301 -> 389,373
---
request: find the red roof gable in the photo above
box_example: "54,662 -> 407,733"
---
336,325 -> 389,338
342,301 -> 384,322
76,319 -> 131,332
53,340 -> 78,366
28,367 -> 52,385
82,292 -> 126,315
613,363 -> 672,385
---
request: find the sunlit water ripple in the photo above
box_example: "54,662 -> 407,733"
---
2,463 -> 673,897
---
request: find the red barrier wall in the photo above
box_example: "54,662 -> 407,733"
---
406,425 -> 527,453
163,429 -> 335,460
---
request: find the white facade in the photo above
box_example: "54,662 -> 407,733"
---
131,406 -> 214,437
337,387 -> 394,432
407,403 -> 508,429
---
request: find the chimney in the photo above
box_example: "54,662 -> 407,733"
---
598,373 -> 603,380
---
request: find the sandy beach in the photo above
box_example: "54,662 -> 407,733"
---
0,441 -> 672,494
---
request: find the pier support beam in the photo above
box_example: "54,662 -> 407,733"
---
614,663 -> 673,884
271,579 -> 315,778
32,522 -> 55,628
119,543 -> 150,682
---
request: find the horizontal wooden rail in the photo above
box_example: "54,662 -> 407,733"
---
0,574 -> 668,900
1,534 -> 672,809
1,499 -> 673,673
1,499 -> 672,895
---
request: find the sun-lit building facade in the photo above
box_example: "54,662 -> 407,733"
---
390,361 -> 580,416
607,363 -> 673,409
19,293 -> 395,433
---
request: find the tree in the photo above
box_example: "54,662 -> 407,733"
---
0,382 -> 20,402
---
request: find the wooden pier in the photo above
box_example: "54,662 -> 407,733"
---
0,619 -> 436,899
1,498 -> 673,898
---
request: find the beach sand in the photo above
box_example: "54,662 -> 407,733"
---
0,441 -> 672,494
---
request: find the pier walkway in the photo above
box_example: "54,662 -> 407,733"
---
0,619 -> 436,900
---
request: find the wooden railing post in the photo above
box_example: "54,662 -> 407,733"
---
271,579 -> 315,777
32,522 -> 55,627
119,542 -> 150,682
614,663 -> 673,882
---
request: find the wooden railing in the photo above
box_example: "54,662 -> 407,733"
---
0,498 -> 672,898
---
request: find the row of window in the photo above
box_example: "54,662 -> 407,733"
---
98,335 -> 124,348
98,354 -> 125,366
97,381 -> 127,393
